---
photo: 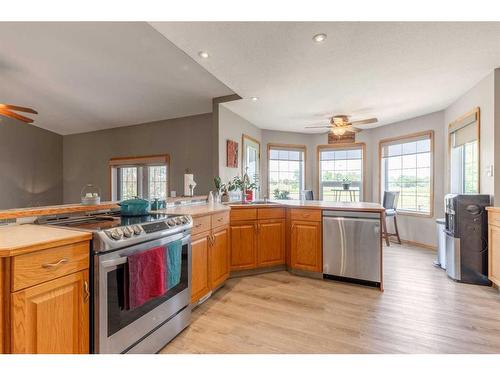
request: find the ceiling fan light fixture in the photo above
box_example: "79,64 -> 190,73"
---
332,127 -> 346,136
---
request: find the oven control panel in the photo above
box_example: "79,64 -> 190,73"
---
104,215 -> 191,241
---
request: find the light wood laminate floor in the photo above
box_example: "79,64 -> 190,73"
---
161,244 -> 500,354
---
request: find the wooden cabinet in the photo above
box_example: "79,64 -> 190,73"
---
209,226 -> 230,289
488,210 -> 500,285
257,219 -> 285,267
190,234 -> 210,304
190,212 -> 230,305
11,270 -> 89,354
290,220 -> 322,272
230,221 -> 258,271
230,208 -> 286,271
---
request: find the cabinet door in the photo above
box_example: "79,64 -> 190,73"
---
11,270 -> 89,354
209,227 -> 230,289
191,233 -> 210,303
489,224 -> 500,285
290,220 -> 322,272
230,221 -> 257,271
257,219 -> 285,267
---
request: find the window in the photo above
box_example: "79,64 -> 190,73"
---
110,155 -> 169,201
268,144 -> 306,199
119,167 -> 138,200
242,134 -> 261,198
319,144 -> 365,202
380,131 -> 433,215
449,108 -> 479,194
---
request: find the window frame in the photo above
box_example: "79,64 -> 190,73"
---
241,134 -> 261,198
317,143 -> 366,202
267,143 -> 307,200
109,154 -> 170,201
378,130 -> 434,218
448,107 -> 480,194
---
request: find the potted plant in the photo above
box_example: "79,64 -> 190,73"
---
273,189 -> 290,200
230,175 -> 258,203
342,177 -> 351,191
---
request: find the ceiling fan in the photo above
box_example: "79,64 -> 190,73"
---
305,114 -> 378,136
0,103 -> 38,123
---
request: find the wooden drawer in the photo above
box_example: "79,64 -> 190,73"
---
212,211 -> 229,228
192,215 -> 211,235
230,208 -> 257,222
11,241 -> 89,292
258,208 -> 285,220
489,211 -> 500,228
290,208 -> 321,222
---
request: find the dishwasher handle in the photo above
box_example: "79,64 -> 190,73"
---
322,210 -> 381,220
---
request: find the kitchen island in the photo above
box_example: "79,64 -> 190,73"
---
0,199 -> 384,353
227,200 -> 385,290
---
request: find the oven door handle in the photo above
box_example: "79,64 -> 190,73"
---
101,257 -> 128,268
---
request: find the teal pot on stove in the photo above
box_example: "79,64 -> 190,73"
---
118,197 -> 151,216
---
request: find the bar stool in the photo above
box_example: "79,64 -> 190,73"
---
302,190 -> 314,200
382,191 -> 401,246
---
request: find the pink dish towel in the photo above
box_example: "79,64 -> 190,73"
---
125,246 -> 166,310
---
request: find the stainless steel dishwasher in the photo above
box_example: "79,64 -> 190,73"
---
323,210 -> 381,287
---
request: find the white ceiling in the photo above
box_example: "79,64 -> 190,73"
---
0,22 -> 233,135
151,22 -> 500,132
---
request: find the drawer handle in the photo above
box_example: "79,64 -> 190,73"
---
42,258 -> 69,269
84,281 -> 90,303
195,223 -> 203,228
217,217 -> 223,222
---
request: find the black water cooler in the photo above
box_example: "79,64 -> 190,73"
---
444,194 -> 491,285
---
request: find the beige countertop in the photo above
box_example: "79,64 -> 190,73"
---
486,207 -> 500,212
228,200 -> 385,212
0,196 -> 208,220
0,201 -> 121,220
150,203 -> 230,218
0,224 -> 92,257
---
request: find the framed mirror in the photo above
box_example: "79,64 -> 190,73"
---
448,107 -> 480,194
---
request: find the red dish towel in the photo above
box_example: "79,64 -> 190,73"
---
126,246 -> 166,310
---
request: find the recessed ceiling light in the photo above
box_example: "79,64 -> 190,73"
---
198,51 -> 209,59
251,97 -> 258,102
313,33 -> 327,43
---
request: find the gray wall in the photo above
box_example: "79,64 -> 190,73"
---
0,118 -> 63,209
218,105 -> 262,184
63,113 -> 213,203
444,71 -> 495,200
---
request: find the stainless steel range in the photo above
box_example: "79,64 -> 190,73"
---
39,211 -> 192,354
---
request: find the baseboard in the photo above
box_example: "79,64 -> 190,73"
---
396,239 -> 437,251
229,264 -> 287,278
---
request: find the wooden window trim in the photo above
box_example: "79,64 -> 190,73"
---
108,154 -> 171,200
241,134 -> 261,176
447,107 -> 480,194
378,130 -> 434,218
267,143 -> 307,199
317,143 -> 366,201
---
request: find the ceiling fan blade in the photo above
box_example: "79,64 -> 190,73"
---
0,104 -> 38,114
304,125 -> 332,129
345,126 -> 361,133
0,108 -> 34,123
348,117 -> 378,126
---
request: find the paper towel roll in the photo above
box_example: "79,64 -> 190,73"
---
184,174 -> 197,196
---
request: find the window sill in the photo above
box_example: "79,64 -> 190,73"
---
395,210 -> 433,218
